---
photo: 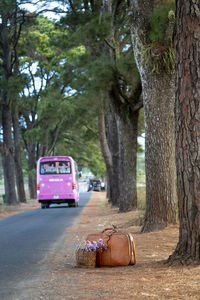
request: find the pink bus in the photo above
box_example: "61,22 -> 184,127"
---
37,156 -> 79,209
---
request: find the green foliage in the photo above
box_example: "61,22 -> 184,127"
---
116,51 -> 140,86
17,2 -> 144,180
0,74 -> 24,96
149,1 -> 175,43
0,0 -> 15,13
26,168 -> 36,178
87,56 -> 114,92
20,16 -> 69,73
67,45 -> 86,62
55,125 -> 106,178
18,12 -> 106,176
80,13 -> 111,43
65,12 -> 111,46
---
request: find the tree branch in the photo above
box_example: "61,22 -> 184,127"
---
47,125 -> 60,155
104,38 -> 115,51
68,0 -> 78,15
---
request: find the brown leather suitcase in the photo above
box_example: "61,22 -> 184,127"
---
86,228 -> 136,267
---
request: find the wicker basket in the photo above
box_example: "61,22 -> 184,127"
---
76,249 -> 96,268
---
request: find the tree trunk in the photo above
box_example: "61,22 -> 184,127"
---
97,109 -> 113,202
130,0 -> 177,231
27,144 -> 37,199
118,111 -> 138,212
141,73 -> 177,231
12,106 -> 26,203
28,174 -> 36,200
105,110 -> 120,207
168,0 -> 200,264
1,98 -> 18,205
0,12 -> 18,205
108,88 -> 140,212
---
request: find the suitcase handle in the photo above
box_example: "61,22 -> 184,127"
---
102,227 -> 117,233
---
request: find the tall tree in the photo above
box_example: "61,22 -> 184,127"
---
0,0 -> 26,205
19,16 -> 68,198
18,14 -> 105,192
63,0 -> 143,210
101,0 -> 143,211
168,0 -> 200,264
129,0 -> 177,231
0,1 -> 60,203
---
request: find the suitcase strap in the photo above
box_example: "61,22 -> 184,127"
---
128,233 -> 136,265
102,231 -> 114,247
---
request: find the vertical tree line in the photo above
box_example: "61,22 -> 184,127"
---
0,0 -> 26,204
0,0 -> 200,264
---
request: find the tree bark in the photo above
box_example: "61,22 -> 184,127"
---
141,73 -> 177,231
168,0 -> 200,264
12,106 -> 26,203
98,109 -> 113,202
118,111 -> 138,212
97,100 -> 121,207
130,0 -> 177,231
0,10 -> 18,205
109,85 -> 141,212
1,99 -> 18,205
105,109 -> 120,206
27,144 -> 37,199
101,0 -> 142,212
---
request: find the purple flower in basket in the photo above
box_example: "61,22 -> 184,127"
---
85,241 -> 94,252
76,238 -> 106,252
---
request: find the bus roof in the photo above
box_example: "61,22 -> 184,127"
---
38,156 -> 74,162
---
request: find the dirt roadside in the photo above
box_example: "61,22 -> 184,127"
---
0,199 -> 40,219
1,192 -> 200,300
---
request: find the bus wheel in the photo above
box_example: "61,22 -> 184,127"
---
72,202 -> 78,207
41,203 -> 46,209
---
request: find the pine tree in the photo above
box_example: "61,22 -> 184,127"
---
129,0 -> 177,231
168,0 -> 200,264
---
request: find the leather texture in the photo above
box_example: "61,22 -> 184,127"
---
86,228 -> 136,267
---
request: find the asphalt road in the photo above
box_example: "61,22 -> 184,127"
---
0,191 -> 91,300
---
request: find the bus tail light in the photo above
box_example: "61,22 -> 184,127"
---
37,184 -> 40,191
72,182 -> 76,190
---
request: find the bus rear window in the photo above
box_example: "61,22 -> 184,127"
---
40,161 -> 71,175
